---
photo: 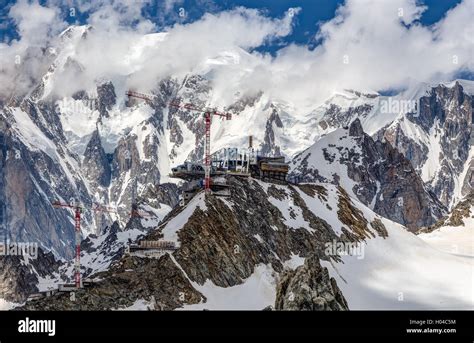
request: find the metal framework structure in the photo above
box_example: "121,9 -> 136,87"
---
52,201 -> 116,288
169,101 -> 232,193
126,90 -> 232,194
125,90 -> 155,103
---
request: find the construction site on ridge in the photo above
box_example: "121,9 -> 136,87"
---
24,90 -> 291,301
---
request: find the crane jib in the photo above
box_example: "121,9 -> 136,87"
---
126,90 -> 233,194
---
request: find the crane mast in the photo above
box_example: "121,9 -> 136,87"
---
52,201 -> 116,288
126,90 -> 232,194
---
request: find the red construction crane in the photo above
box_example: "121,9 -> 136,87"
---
125,90 -> 155,103
52,200 -> 116,288
130,203 -> 157,219
126,90 -> 232,194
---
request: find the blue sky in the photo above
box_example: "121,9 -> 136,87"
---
0,0 -> 465,54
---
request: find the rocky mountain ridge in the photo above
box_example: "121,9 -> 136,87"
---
290,119 -> 445,230
17,177 -> 390,310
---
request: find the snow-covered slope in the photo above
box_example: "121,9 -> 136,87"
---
320,189 -> 473,310
323,223 -> 473,309
419,222 -> 474,257
418,192 -> 474,257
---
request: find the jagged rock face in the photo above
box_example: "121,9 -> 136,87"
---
348,125 -> 443,230
83,129 -> 111,188
260,106 -> 283,157
0,256 -> 38,303
0,109 -> 92,257
376,123 -> 429,176
0,249 -> 61,302
412,83 -> 469,132
19,99 -> 67,143
1,118 -> 9,242
0,73 -> 182,257
150,179 -> 339,288
419,191 -> 474,234
141,182 -> 179,209
226,91 -> 263,115
165,75 -> 291,162
337,186 -> 388,240
291,119 -> 445,230
109,134 -> 146,221
314,89 -> 380,134
275,255 -> 348,311
0,71 -> 211,258
382,82 -> 474,208
0,256 -> 38,302
20,177 -> 387,310
50,220 -> 147,286
96,82 -> 116,119
322,103 -> 374,130
79,221 -> 124,275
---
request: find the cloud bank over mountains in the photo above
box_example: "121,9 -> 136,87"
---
0,0 -> 472,107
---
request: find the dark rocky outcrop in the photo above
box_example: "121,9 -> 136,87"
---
0,110 -> 92,257
383,82 -> 474,207
357,119 -> 447,230
95,81 -> 116,119
0,248 -> 61,303
323,102 -> 374,130
261,105 -> 284,157
149,178 -> 341,288
83,129 -> 111,188
418,191 -> 474,234
226,91 -> 263,115
291,119 -> 445,230
275,255 -> 348,311
19,254 -> 202,310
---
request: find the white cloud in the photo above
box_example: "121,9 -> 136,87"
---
10,0 -> 66,46
227,0 -> 474,108
47,6 -> 299,99
0,0 -> 472,107
126,7 -> 298,92
0,0 -> 67,98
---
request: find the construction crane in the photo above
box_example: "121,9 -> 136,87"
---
125,90 -> 155,103
126,90 -> 232,194
169,101 -> 232,193
129,203 -> 157,219
52,200 -> 116,288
